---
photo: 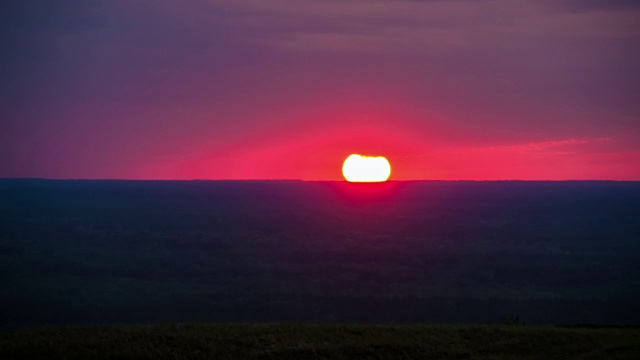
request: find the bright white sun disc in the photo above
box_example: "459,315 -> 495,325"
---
342,154 -> 391,182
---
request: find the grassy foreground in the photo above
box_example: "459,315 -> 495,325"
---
1,324 -> 639,359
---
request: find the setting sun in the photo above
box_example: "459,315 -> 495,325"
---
342,154 -> 391,182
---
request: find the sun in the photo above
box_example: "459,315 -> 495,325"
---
342,154 -> 391,182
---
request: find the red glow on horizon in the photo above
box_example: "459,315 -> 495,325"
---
131,120 -> 639,181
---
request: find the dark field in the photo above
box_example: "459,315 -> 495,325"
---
1,180 -> 639,328
2,324 -> 640,359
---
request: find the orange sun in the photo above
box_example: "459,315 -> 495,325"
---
342,154 -> 391,182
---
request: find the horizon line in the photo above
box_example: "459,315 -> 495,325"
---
0,177 -> 637,183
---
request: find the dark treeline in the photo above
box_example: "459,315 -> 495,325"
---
1,179 -> 638,328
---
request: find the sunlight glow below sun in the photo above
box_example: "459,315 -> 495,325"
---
342,154 -> 391,182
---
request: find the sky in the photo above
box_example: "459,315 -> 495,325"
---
1,0 -> 639,180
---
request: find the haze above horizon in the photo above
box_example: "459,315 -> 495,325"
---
2,1 -> 639,180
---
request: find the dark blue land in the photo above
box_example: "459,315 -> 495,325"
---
1,179 -> 638,328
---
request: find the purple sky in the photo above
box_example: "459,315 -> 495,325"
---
2,0 -> 639,180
